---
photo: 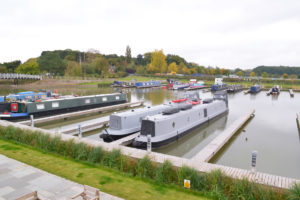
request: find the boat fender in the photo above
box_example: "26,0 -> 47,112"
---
131,109 -> 134,112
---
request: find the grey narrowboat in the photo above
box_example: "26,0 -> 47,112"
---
132,91 -> 228,149
99,104 -> 171,142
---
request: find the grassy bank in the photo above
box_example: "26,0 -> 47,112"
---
1,125 -> 299,200
0,139 -> 207,200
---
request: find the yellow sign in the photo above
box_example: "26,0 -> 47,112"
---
184,179 -> 190,189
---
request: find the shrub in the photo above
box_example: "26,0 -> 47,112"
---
288,184 -> 300,200
136,155 -> 153,178
154,160 -> 174,184
88,146 -> 103,164
102,149 -> 122,169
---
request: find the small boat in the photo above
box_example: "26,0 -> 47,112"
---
99,104 -> 171,142
112,81 -> 124,87
186,79 -> 205,90
172,98 -> 188,103
211,78 -> 227,92
249,85 -> 261,93
269,85 -> 280,95
132,91 -> 228,149
172,81 -> 190,90
227,84 -> 243,93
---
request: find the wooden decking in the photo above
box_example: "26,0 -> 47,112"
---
0,117 -> 299,190
191,109 -> 255,162
110,132 -> 140,146
18,101 -> 144,126
53,116 -> 109,135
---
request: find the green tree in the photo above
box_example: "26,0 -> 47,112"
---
93,57 -> 109,76
250,71 -> 255,77
125,45 -> 131,64
262,72 -> 268,78
282,73 -> 288,79
167,62 -> 178,73
148,50 -> 167,73
298,74 -> 300,79
0,65 -> 7,73
4,60 -> 21,73
38,52 -> 66,75
15,58 -> 40,74
65,61 -> 82,76
236,70 -> 244,77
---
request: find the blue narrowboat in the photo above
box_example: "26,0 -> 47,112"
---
135,80 -> 161,88
249,85 -> 261,93
211,78 -> 227,92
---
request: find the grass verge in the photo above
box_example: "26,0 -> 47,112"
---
0,139 -> 208,200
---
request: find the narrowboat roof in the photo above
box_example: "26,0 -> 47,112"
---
113,104 -> 168,117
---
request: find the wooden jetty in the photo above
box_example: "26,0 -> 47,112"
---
191,109 -> 255,162
0,119 -> 299,189
184,86 -> 209,91
53,116 -> 109,135
18,101 -> 144,126
289,89 -> 294,97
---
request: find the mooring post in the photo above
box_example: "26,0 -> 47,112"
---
78,124 -> 82,139
251,151 -> 258,173
147,134 -> 151,152
30,115 -> 34,127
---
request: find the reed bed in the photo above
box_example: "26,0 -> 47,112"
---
0,125 -> 299,200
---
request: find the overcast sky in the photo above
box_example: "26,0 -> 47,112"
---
0,0 -> 299,69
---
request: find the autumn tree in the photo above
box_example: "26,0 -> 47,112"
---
125,45 -> 131,64
168,62 -> 178,73
148,50 -> 167,73
15,58 -> 40,74
65,61 -> 82,76
236,70 -> 244,77
282,73 -> 288,79
250,71 -> 256,77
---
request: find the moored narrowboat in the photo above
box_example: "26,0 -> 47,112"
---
135,80 -> 161,88
211,78 -> 227,92
0,93 -> 127,120
132,91 -> 228,149
227,84 -> 243,93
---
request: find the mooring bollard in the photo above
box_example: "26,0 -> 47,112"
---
251,150 -> 258,173
147,134 -> 151,152
78,124 -> 82,139
30,115 -> 34,127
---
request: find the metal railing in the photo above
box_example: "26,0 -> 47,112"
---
0,73 -> 42,80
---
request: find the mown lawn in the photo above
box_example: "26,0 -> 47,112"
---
0,139 -> 209,200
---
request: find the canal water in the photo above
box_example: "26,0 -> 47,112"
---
128,88 -> 300,179
16,85 -> 299,179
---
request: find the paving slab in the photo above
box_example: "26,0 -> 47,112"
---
0,154 -> 124,200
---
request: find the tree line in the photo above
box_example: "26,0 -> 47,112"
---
0,47 -> 300,79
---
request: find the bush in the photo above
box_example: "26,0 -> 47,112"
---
88,146 -> 103,164
288,184 -> 300,200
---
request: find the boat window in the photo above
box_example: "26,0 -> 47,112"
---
85,99 -> 90,104
204,108 -> 207,117
116,96 -> 120,100
172,122 -> 175,128
102,97 -> 107,102
52,102 -> 59,108
36,104 -> 45,110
